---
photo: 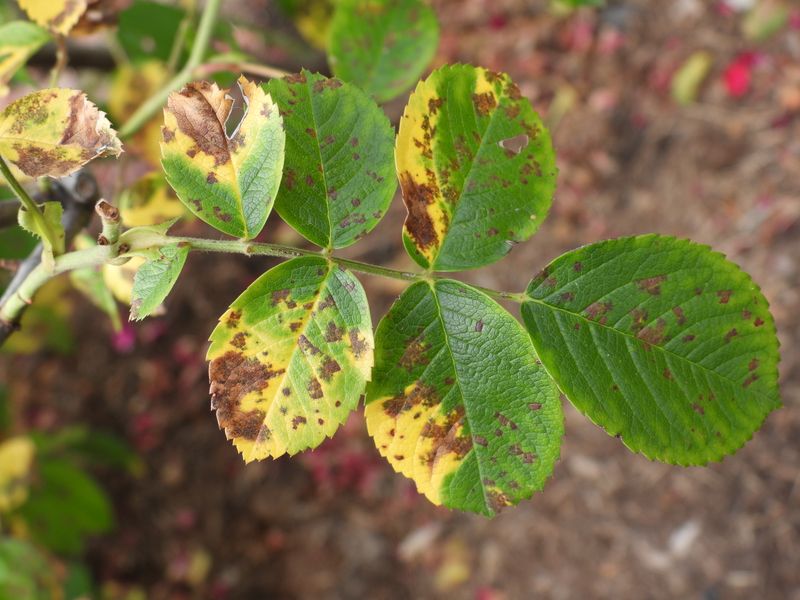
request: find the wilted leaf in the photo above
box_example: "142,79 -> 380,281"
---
266,70 -> 397,248
396,65 -> 557,271
0,436 -> 36,512
109,61 -> 169,166
365,280 -> 563,516
329,0 -> 439,103
0,88 -> 122,180
521,235 -> 781,465
207,256 -> 373,461
0,21 -> 50,97
117,172 -> 186,227
161,77 -> 285,239
17,0 -> 89,35
130,243 -> 189,320
17,201 -> 65,270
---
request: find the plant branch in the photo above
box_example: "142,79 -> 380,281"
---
0,156 -> 59,251
196,60 -> 291,81
50,35 -> 68,87
117,0 -> 222,139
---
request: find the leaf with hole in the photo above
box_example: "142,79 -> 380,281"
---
266,70 -> 397,249
129,243 -> 189,320
0,21 -> 50,98
207,256 -> 373,461
0,88 -> 122,180
161,77 -> 285,239
365,279 -> 563,516
328,0 -> 439,103
521,234 -> 781,465
396,64 -> 557,271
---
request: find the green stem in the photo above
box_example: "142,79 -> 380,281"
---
118,0 -> 222,139
0,246 -> 111,326
0,156 -> 59,252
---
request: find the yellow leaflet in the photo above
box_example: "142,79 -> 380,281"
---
365,385 -> 469,505
0,88 -> 122,180
110,61 -> 168,166
17,0 -> 90,35
103,256 -> 145,306
0,436 -> 36,512
117,172 -> 186,227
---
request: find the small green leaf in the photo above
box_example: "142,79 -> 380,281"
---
328,0 -> 439,103
18,201 -> 64,270
70,265 -> 122,331
0,21 -> 50,97
161,77 -> 285,239
207,256 -> 373,461
130,243 -> 190,320
0,537 -> 58,599
365,280 -> 563,516
521,234 -> 781,465
396,64 -> 557,271
266,70 -> 397,248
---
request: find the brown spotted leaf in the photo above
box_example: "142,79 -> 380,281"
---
365,280 -> 563,516
396,64 -> 557,271
522,235 -> 781,465
161,77 -> 285,239
207,256 -> 373,461
0,88 -> 122,180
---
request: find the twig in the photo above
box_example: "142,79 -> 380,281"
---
0,173 -> 100,345
196,61 -> 291,81
50,35 -> 69,87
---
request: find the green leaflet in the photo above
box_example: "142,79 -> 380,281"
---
161,77 -> 285,239
129,243 -> 190,320
521,234 -> 781,465
365,280 -> 563,516
0,537 -> 58,599
0,21 -> 50,97
328,0 -> 439,103
266,71 -> 397,249
395,64 -> 557,271
17,202 -> 64,271
207,256 -> 373,461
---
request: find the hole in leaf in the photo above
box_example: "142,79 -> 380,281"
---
498,134 -> 529,156
225,82 -> 247,137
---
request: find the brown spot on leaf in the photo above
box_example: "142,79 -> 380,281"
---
167,81 -> 232,166
230,332 -> 248,349
754,317 -> 765,327
226,310 -> 241,328
349,329 -> 369,358
325,322 -> 344,343
320,356 -> 341,381
717,290 -> 733,304
724,328 -> 739,343
495,412 -> 518,430
298,335 -> 321,355
307,378 -> 323,399
472,92 -> 497,116
271,289 -> 290,306
636,275 -> 667,295
743,374 -> 759,388
748,358 -> 760,371
475,319 -> 484,333
672,306 -> 687,325
292,416 -> 307,429
663,368 -> 673,380
692,403 -> 705,416
399,171 -> 439,251
585,301 -> 613,324
573,262 -> 583,272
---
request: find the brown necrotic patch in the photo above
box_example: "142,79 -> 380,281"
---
349,329 -> 369,358
209,351 -> 284,440
399,336 -> 429,372
636,275 -> 667,296
420,406 -> 472,469
10,144 -> 80,179
399,171 -> 439,251
307,377 -> 323,400
472,92 -> 497,116
320,356 -> 341,381
324,322 -> 344,343
167,81 -> 233,166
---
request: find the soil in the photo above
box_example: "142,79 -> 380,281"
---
2,1 -> 799,598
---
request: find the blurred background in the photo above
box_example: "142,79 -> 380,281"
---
0,0 -> 799,598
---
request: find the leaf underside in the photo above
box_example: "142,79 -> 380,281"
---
396,64 -> 557,271
161,77 -> 285,239
521,234 -> 781,466
207,256 -> 373,461
328,0 -> 439,103
266,70 -> 397,249
365,279 -> 563,516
